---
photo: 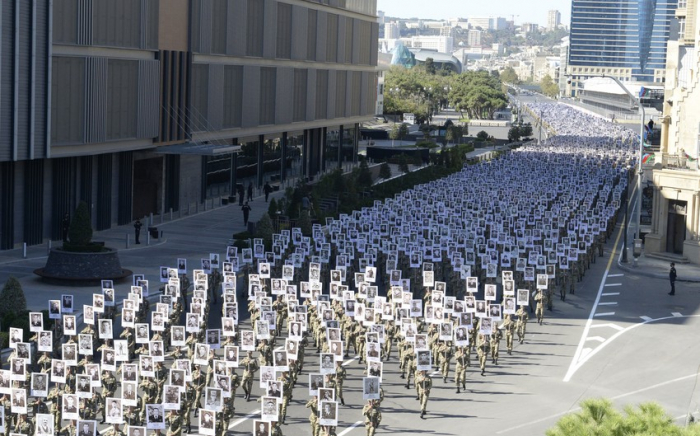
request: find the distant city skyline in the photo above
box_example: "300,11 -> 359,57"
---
377,0 -> 572,27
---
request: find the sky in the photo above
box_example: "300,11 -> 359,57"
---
377,0 -> 572,27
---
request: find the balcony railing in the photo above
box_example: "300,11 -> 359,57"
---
660,153 -> 698,170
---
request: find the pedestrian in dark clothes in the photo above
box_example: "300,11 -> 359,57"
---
247,183 -> 254,202
242,202 -> 251,226
669,262 -> 677,295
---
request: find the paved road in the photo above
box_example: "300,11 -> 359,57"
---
2,154 -> 699,435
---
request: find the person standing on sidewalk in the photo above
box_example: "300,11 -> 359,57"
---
134,219 -> 143,244
669,263 -> 677,295
263,182 -> 273,203
242,202 -> 251,227
247,182 -> 254,202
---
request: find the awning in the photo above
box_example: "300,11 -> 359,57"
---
154,142 -> 241,156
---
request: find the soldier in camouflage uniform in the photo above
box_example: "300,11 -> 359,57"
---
305,396 -> 320,436
166,410 -> 182,436
477,333 -> 490,376
333,360 -> 346,406
516,306 -> 528,344
240,352 -> 259,401
454,347 -> 469,393
362,400 -> 381,436
415,370 -> 432,419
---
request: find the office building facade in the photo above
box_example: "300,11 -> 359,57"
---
547,9 -> 561,31
0,0 -> 378,250
567,0 -> 677,95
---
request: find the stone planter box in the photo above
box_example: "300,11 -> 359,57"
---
35,248 -> 131,286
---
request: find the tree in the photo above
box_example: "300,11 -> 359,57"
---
297,210 -> 313,236
547,399 -> 699,436
520,123 -> 533,137
255,213 -> 274,249
500,67 -> 520,85
445,126 -> 457,145
540,74 -> 560,98
389,124 -> 400,146
0,277 -> 27,319
67,201 -> 93,247
424,58 -> 436,75
357,157 -> 373,188
398,123 -> 409,145
476,131 -> 489,141
397,154 -> 410,173
379,161 -> 392,179
267,198 -> 278,217
508,126 -> 522,142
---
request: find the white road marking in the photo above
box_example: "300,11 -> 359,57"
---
563,224 -> 620,382
589,323 -> 624,331
338,420 -> 364,436
604,283 -> 622,287
568,313 -> 700,384
672,312 -> 683,317
598,302 -> 617,306
585,336 -> 605,342
342,357 -> 358,367
601,292 -> 620,296
608,273 -> 624,277
497,373 -> 698,434
229,409 -> 261,428
640,316 -> 653,321
593,312 -> 615,317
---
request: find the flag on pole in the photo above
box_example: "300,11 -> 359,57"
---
642,153 -> 655,164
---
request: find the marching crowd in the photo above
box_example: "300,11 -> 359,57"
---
0,102 -> 638,436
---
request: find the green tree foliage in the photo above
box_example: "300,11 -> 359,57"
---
424,58 -> 436,75
520,123 -> 533,137
540,74 -> 560,98
255,213 -> 274,249
397,154 -> 410,174
0,277 -> 27,319
389,124 -> 400,146
547,398 -> 700,436
357,158 -> 373,188
383,66 -> 451,123
508,126 -> 522,142
379,161 -> 392,179
267,198 -> 278,216
398,123 -> 409,145
500,67 -> 520,85
67,201 -> 93,247
297,210 -> 313,236
476,131 -> 489,141
448,71 -> 508,120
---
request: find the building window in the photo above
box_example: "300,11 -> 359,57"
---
246,0 -> 264,57
678,18 -> 686,39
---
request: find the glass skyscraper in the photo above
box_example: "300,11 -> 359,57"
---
568,0 -> 678,83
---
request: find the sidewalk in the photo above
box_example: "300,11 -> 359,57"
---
617,251 -> 700,282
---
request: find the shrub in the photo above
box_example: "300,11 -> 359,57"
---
255,213 -> 274,250
397,154 -> 410,174
476,131 -> 489,141
379,162 -> 392,179
67,201 -> 93,247
297,210 -> 313,236
0,277 -> 27,319
268,198 -> 278,217
357,158 -> 373,188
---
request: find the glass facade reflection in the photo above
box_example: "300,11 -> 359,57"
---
569,0 -> 678,82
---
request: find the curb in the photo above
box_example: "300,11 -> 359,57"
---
617,259 -> 700,283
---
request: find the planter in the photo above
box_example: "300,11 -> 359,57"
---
34,248 -> 131,286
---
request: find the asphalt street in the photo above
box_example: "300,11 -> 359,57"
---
2,104 -> 699,435
2,197 -> 699,436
